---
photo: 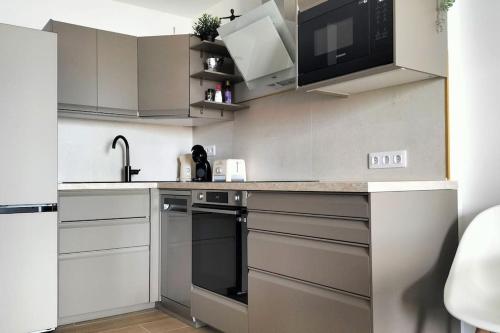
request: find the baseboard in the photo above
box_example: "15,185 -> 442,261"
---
58,302 -> 156,326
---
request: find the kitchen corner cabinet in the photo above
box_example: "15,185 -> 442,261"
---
46,20 -> 237,125
138,35 -> 190,117
46,21 -> 138,117
57,190 -> 153,324
138,34 -> 235,123
246,190 -> 460,333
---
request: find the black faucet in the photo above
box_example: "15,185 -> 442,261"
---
112,135 -> 140,182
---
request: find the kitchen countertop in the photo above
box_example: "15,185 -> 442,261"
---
58,180 -> 457,193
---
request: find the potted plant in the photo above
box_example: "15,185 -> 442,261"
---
193,13 -> 221,42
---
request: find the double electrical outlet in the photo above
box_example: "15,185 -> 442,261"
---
369,150 -> 408,169
205,145 -> 217,157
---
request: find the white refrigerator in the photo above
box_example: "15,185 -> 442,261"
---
0,24 -> 58,332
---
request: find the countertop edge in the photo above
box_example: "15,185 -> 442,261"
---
58,183 -> 160,191
58,181 -> 457,193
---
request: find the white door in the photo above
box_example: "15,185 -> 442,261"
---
0,24 -> 57,206
0,212 -> 58,332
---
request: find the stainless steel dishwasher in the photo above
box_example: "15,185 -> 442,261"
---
160,191 -> 193,321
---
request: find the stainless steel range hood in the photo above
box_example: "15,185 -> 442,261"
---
217,0 -> 296,91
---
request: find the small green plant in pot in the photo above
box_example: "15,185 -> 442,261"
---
193,14 -> 221,42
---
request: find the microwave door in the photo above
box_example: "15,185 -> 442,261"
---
298,0 -> 370,75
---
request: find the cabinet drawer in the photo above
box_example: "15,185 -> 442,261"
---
191,286 -> 248,333
59,218 -> 150,254
248,192 -> 369,218
249,270 -> 371,333
59,190 -> 149,221
59,246 -> 150,318
248,211 -> 369,244
248,231 -> 370,296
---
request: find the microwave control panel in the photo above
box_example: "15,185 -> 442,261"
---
374,0 -> 392,41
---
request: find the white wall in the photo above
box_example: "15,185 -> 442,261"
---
194,79 -> 447,181
201,0 -> 261,18
58,118 -> 192,182
449,0 -> 500,231
449,2 -> 500,332
0,0 -> 192,35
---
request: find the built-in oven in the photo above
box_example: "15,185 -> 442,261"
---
191,190 -> 248,304
298,0 -> 394,87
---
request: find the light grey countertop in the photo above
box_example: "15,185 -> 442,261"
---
58,180 -> 457,193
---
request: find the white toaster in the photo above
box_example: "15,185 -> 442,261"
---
213,159 -> 246,182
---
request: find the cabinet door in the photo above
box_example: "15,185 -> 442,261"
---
138,35 -> 190,117
97,30 -> 138,115
59,246 -> 150,319
52,21 -> 97,112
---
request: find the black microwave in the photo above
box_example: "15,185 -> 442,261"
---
298,0 -> 394,87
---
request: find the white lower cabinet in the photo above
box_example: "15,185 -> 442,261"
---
58,246 -> 150,319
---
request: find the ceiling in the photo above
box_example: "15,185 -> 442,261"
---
114,0 -> 223,18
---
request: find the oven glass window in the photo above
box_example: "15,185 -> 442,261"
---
192,209 -> 247,304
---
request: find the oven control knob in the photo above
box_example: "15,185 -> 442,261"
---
234,194 -> 241,202
197,192 -> 204,200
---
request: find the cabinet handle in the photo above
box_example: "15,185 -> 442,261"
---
58,246 -> 149,260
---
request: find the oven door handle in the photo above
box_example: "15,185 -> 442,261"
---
191,207 -> 240,215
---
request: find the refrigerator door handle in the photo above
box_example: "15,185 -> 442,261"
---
0,204 -> 57,215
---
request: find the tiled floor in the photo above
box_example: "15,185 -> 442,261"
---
56,309 -> 218,333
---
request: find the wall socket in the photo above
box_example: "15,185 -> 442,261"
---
205,145 -> 216,157
369,150 -> 408,169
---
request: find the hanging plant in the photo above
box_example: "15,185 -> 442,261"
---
441,0 -> 456,11
437,0 -> 456,32
193,13 -> 221,42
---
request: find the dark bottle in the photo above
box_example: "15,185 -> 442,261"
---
223,80 -> 232,104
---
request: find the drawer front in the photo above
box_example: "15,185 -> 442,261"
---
248,211 -> 369,244
59,190 -> 149,221
191,286 -> 248,333
249,270 -> 371,333
248,192 -> 369,218
248,231 -> 370,296
59,218 -> 150,254
59,247 -> 150,318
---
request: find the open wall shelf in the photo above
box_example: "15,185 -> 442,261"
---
190,70 -> 243,83
190,100 -> 249,112
190,40 -> 230,57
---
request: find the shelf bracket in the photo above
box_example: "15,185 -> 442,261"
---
221,109 -> 224,118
